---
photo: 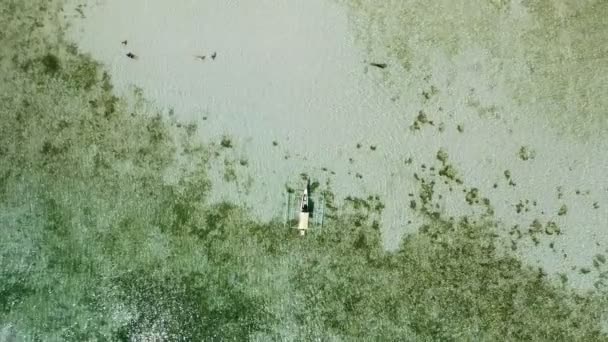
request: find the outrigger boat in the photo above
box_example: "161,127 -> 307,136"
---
283,178 -> 324,235
297,185 -> 310,236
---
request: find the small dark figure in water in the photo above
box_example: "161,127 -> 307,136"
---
211,52 -> 217,60
126,52 -> 136,59
121,40 -> 127,46
195,55 -> 206,61
369,62 -> 387,69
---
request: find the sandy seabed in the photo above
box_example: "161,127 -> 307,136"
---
64,0 -> 607,290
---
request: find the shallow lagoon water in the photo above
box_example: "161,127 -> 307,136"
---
2,0 -> 608,339
64,0 -> 608,290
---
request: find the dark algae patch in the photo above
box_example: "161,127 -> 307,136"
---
0,1 -> 607,341
435,148 -> 463,184
220,135 -> 233,148
410,110 -> 435,131
41,53 -> 61,74
518,145 -> 536,161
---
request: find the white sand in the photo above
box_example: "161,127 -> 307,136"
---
64,0 -> 607,290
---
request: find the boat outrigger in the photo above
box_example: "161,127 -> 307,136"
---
284,179 -> 324,236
